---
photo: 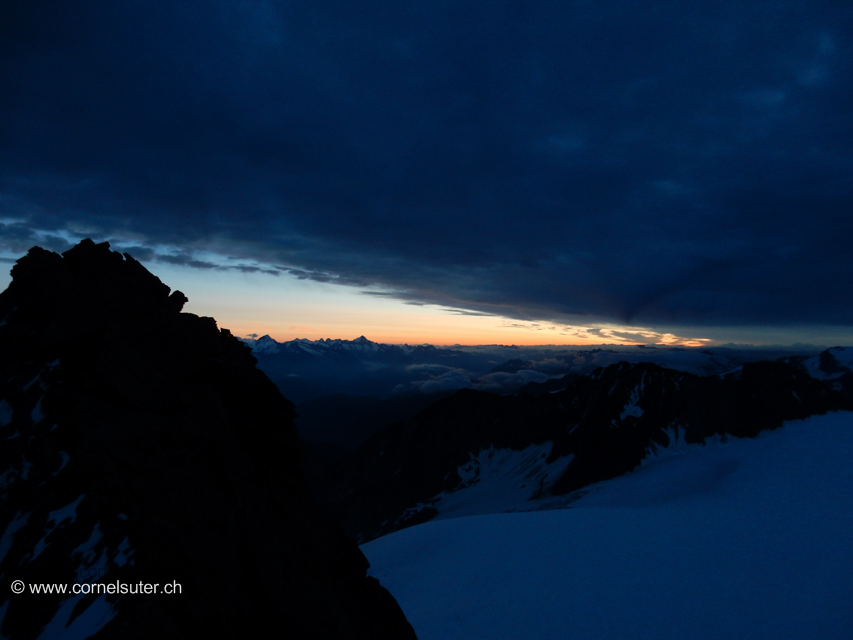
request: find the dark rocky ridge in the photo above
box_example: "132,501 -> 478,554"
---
0,240 -> 416,639
317,360 -> 853,543
296,391 -> 455,452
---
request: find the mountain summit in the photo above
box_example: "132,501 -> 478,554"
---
0,240 -> 416,639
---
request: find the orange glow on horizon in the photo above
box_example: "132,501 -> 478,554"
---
221,316 -> 713,348
146,262 -> 715,348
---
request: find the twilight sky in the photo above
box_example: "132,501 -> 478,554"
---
1,1 -> 851,345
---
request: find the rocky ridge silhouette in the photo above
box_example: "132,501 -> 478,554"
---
0,240 -> 416,639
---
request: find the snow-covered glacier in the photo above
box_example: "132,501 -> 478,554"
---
361,410 -> 853,640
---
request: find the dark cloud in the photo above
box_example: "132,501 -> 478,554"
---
606,331 -> 664,345
405,364 -> 461,376
235,265 -> 280,275
444,309 -> 492,317
0,222 -> 73,254
152,252 -> 280,275
157,254 -> 219,269
1,1 -> 852,329
472,370 -> 552,393
412,370 -> 472,395
400,361 -> 567,395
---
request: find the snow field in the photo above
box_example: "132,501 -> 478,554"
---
362,411 -> 853,640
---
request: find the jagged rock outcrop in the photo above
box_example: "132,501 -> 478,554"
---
0,240 -> 417,639
316,360 -> 853,543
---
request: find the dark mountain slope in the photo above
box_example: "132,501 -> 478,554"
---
515,373 -> 581,396
0,240 -> 416,640
316,360 -> 852,543
296,391 -> 454,451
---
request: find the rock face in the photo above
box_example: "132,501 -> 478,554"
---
316,360 -> 853,543
0,240 -> 417,639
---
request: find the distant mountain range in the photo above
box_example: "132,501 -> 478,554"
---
241,335 -> 498,403
243,334 -> 834,402
242,334 -> 847,464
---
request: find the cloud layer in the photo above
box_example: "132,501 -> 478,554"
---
1,1 -> 852,329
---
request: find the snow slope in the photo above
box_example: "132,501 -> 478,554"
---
399,443 -> 575,522
361,411 -> 853,640
802,346 -> 853,380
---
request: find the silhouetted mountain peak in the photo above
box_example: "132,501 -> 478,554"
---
1,240 -> 188,343
0,241 -> 416,639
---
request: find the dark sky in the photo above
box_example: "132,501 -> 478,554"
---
1,1 -> 851,333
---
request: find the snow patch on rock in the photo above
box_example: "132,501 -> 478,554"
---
433,443 -> 575,519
